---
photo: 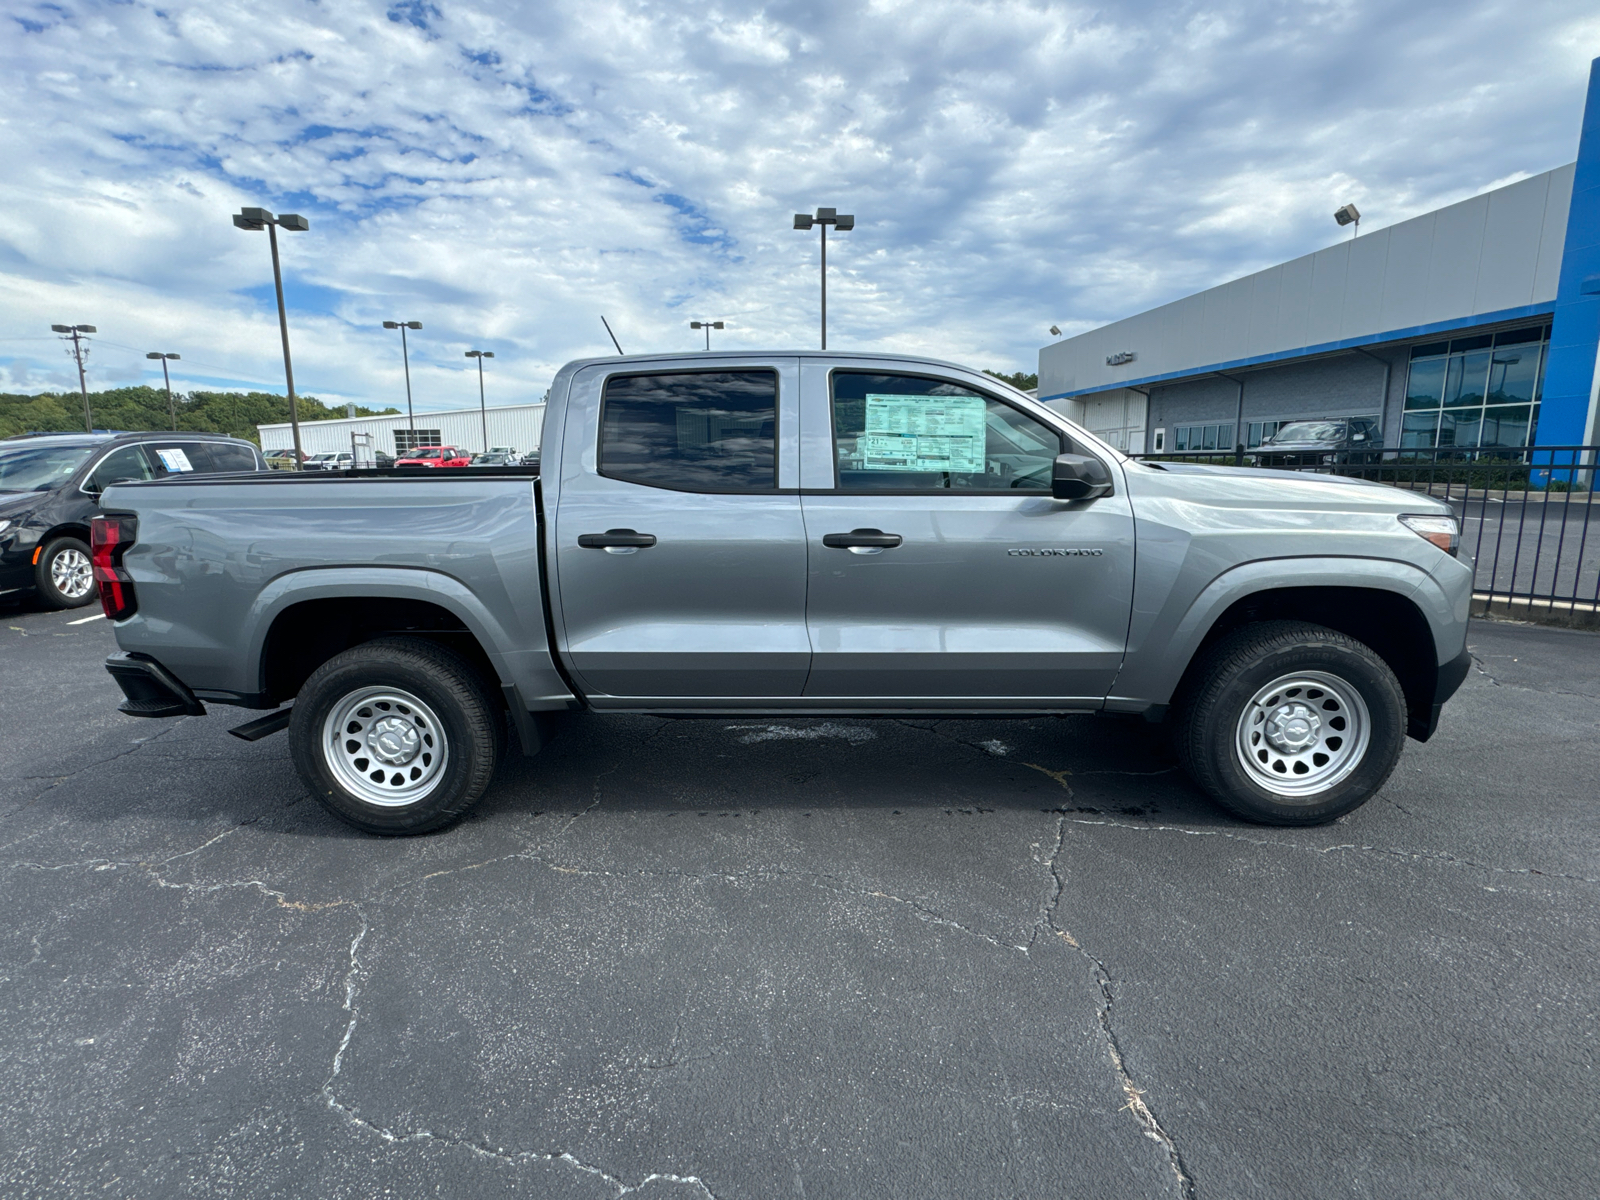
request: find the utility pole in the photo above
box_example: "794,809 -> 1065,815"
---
51,325 -> 97,432
465,350 -> 495,453
793,208 -> 854,349
146,352 -> 181,430
233,208 -> 310,465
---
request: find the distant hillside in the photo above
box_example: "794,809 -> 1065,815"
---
0,387 -> 399,445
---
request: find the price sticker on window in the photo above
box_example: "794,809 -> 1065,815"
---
155,448 -> 195,473
861,394 -> 986,473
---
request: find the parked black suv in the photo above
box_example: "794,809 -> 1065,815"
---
1248,417 -> 1382,468
0,432 -> 265,609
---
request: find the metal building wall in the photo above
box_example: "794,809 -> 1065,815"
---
1039,162 -> 1575,403
257,404 -> 547,457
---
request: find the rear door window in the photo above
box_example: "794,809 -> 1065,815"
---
143,442 -> 212,476
206,442 -> 264,472
600,370 -> 778,492
89,445 -> 156,491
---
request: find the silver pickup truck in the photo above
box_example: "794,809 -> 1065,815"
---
93,351 -> 1471,834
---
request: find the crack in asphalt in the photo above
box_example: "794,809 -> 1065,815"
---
5,719 -> 189,818
1468,652 -> 1598,702
319,905 -> 721,1198
1060,816 -> 1600,886
1053,928 -> 1198,1199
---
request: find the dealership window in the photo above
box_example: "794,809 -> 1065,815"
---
1401,326 -> 1546,450
1172,423 -> 1235,452
394,429 -> 443,453
1246,421 -> 1281,448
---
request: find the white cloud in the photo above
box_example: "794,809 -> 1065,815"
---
0,0 -> 1595,409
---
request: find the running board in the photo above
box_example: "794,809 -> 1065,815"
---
228,708 -> 292,742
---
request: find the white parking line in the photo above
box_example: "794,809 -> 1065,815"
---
68,613 -> 105,625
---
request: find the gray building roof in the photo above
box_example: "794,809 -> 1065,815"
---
1040,163 -> 1574,401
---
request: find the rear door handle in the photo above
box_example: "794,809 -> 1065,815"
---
822,528 -> 903,549
578,528 -> 657,548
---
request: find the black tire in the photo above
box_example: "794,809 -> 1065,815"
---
1174,620 -> 1406,826
289,637 -> 503,835
35,536 -> 97,609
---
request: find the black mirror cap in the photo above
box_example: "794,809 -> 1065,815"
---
1051,453 -> 1113,501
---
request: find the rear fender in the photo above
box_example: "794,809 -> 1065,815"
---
244,567 -> 574,709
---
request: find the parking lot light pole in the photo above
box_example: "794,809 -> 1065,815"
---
50,324 -> 97,432
689,320 -> 725,350
383,321 -> 424,443
793,207 -> 853,349
465,350 -> 494,453
146,352 -> 181,430
233,208 -> 309,463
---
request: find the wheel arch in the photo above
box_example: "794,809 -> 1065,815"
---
244,567 -> 572,712
36,521 -> 94,557
1111,557 -> 1456,734
1172,586 -> 1438,731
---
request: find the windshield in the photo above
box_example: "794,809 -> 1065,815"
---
0,443 -> 97,491
1267,421 -> 1345,444
408,448 -> 443,459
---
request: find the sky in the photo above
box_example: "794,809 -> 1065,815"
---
1,0 -> 1597,414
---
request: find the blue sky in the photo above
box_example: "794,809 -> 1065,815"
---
1,0 -> 1597,412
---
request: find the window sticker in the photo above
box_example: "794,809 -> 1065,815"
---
860,394 -> 986,473
155,448 -> 194,473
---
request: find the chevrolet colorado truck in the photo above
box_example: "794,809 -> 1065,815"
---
92,351 -> 1472,834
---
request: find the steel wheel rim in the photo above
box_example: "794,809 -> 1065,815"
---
322,686 -> 450,807
1234,670 -> 1370,800
51,548 -> 93,599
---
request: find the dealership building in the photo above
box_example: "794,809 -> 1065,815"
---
257,402 -> 547,459
1039,57 -> 1600,460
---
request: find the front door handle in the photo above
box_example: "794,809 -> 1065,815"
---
578,528 -> 657,549
822,528 -> 903,549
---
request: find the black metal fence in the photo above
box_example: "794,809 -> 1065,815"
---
1131,445 -> 1600,620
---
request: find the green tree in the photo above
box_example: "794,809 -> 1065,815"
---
984,369 -> 1038,391
0,387 -> 399,444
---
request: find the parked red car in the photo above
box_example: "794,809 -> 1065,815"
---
393,446 -> 471,468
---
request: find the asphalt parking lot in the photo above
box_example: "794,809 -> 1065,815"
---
1,603 -> 1595,1199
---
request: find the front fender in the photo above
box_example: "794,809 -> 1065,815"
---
1108,556 -> 1451,709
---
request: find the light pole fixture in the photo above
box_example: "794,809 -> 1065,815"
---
465,350 -> 495,453
234,207 -> 309,463
689,320 -> 725,350
1049,325 -> 1062,337
146,352 -> 181,430
383,320 -> 424,438
1334,203 -> 1361,239
50,324 -> 97,433
793,206 -> 854,349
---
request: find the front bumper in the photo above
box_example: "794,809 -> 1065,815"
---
1407,644 -> 1472,742
105,652 -> 207,718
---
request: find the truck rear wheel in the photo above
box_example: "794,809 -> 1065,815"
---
289,637 -> 503,835
1175,621 -> 1406,826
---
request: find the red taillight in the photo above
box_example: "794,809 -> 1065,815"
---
90,515 -> 138,621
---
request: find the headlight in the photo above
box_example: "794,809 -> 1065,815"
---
0,519 -> 10,535
1400,513 -> 1459,557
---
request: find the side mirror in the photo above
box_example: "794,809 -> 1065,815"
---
1051,453 -> 1113,501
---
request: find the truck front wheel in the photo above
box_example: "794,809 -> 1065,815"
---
289,637 -> 503,835
1176,621 -> 1406,826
